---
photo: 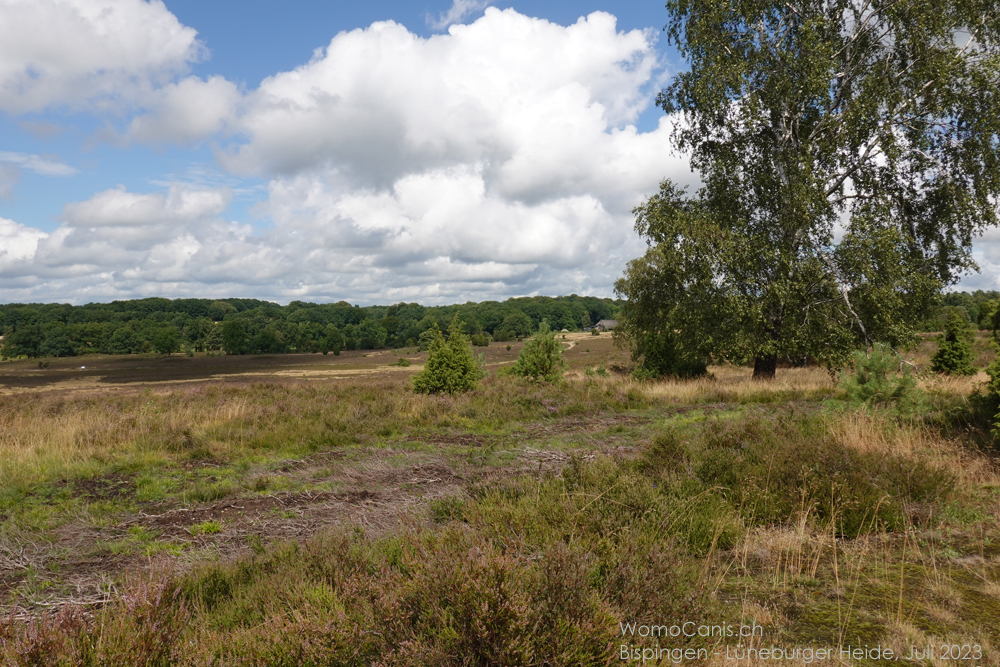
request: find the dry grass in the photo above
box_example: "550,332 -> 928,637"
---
0,388 -> 255,486
0,359 -> 837,491
830,411 -> 1000,489
918,370 -> 990,396
569,364 -> 838,405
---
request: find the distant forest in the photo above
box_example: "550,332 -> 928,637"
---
0,295 -> 621,359
928,291 -> 1000,332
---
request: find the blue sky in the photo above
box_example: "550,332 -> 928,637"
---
0,0 -> 993,305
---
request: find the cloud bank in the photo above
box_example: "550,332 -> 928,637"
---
0,0 -> 202,114
1,5 -> 695,304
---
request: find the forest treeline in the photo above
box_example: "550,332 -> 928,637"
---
930,291 -> 1000,332
0,295 -> 619,359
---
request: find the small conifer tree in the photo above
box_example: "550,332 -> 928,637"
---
840,344 -> 922,412
412,316 -> 484,394
510,321 -> 567,382
931,312 -> 976,375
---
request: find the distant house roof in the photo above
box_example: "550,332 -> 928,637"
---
594,319 -> 618,330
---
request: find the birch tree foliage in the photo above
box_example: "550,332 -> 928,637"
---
616,0 -> 1000,378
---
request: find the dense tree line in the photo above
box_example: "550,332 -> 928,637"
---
0,295 -> 618,359
924,291 -> 1000,332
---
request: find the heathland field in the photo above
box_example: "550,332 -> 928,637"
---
2,332 -> 1000,665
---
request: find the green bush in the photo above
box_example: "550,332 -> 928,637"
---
931,312 -> 976,375
412,317 -> 485,395
631,330 -> 708,379
840,343 -> 923,413
510,322 -> 567,382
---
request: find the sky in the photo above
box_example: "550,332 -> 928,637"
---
0,0 -> 995,306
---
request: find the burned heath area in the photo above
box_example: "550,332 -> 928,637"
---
2,320 -> 1000,666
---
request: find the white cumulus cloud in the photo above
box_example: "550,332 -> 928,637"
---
1,8 -> 699,303
125,75 -> 242,145
221,10 -> 665,182
0,0 -> 202,114
0,216 -> 47,271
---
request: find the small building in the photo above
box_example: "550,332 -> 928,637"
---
594,319 -> 618,331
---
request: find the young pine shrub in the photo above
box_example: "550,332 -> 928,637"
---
840,343 -> 923,413
931,311 -> 976,375
509,322 -> 567,382
412,317 -> 485,395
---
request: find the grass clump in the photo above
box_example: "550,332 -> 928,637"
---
647,413 -> 953,536
188,520 -> 223,536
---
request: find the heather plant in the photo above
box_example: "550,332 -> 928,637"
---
931,311 -> 976,375
171,454 -> 717,665
0,577 -> 187,667
509,321 -> 567,382
412,316 -> 484,394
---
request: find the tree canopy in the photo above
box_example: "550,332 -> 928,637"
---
617,0 -> 1000,378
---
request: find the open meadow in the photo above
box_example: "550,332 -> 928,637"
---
2,332 -> 1000,665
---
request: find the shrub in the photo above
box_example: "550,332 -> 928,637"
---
392,357 -> 411,367
840,343 -> 923,413
631,330 -> 708,379
931,312 -> 976,375
412,317 -> 485,394
584,363 -> 610,378
510,322 -> 567,382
